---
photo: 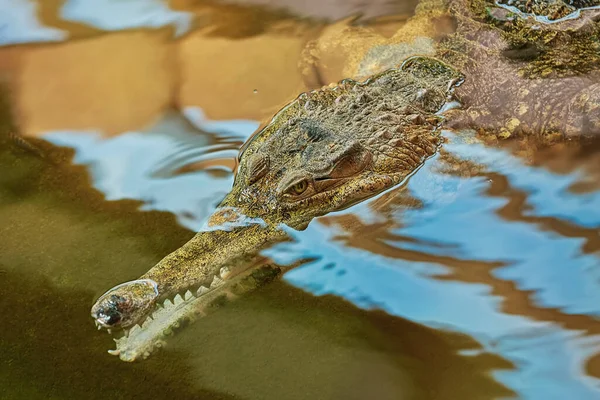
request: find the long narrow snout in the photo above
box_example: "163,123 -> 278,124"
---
90,208 -> 286,332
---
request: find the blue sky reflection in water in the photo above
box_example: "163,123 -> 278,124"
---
0,0 -> 192,45
44,116 -> 600,398
0,0 -> 67,45
61,0 -> 192,36
44,109 -> 259,230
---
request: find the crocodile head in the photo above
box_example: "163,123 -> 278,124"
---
224,122 -> 424,230
224,125 -> 385,230
219,57 -> 462,229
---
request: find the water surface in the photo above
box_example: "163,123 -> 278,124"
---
1,1 -> 600,399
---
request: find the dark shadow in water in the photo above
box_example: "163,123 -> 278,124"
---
0,270 -> 515,400
181,278 -> 515,400
0,134 -> 226,399
0,121 -> 513,400
0,270 -> 238,400
0,135 -> 194,257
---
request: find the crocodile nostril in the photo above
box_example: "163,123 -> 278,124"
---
95,305 -> 122,327
104,312 -> 121,326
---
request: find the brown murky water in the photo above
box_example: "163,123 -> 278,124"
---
1,1 -> 600,399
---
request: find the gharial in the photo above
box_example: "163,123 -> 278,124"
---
90,0 -> 600,361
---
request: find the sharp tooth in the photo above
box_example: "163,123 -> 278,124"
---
197,286 -> 209,296
163,299 -> 173,307
219,267 -> 231,279
173,294 -> 184,305
128,324 -> 141,336
210,275 -> 224,288
97,325 -> 102,330
184,290 -> 193,300
108,349 -> 121,356
107,329 -> 112,334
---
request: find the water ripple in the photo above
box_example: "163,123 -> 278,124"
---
41,118 -> 600,398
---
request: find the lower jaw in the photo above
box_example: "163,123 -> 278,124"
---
106,262 -> 289,362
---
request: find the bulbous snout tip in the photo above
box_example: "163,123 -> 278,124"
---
91,296 -> 125,328
91,279 -> 159,330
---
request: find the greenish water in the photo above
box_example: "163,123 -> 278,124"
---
0,142 -> 511,400
1,1 -> 600,399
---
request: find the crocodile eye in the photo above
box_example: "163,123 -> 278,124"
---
290,180 -> 308,195
279,177 -> 314,200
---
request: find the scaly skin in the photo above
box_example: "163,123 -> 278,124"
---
91,0 -> 600,361
440,0 -> 600,137
356,0 -> 600,137
91,57 -> 462,360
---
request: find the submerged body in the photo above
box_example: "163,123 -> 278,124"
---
91,0 -> 600,361
441,0 -> 600,136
